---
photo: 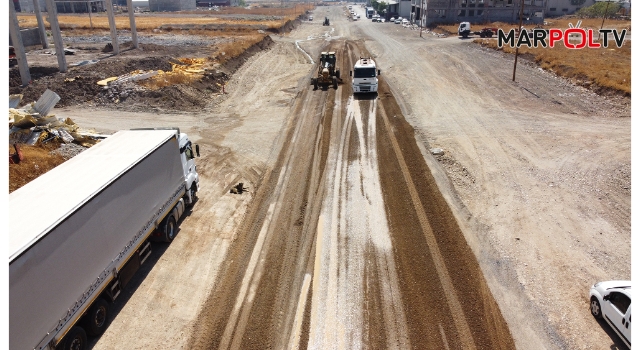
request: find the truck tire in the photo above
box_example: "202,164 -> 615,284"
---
58,326 -> 87,350
163,215 -> 177,242
188,185 -> 198,207
332,76 -> 338,90
313,78 -> 318,90
83,298 -> 109,337
486,32 -> 493,38
480,32 -> 485,38
335,69 -> 341,79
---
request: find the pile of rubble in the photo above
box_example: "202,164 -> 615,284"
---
9,90 -> 104,162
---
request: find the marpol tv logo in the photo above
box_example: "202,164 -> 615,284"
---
497,21 -> 627,49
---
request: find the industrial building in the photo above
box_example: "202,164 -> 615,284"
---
409,0 -> 545,25
148,0 -> 196,11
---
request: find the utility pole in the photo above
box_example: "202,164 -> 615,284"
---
598,0 -> 611,40
512,0 -> 524,81
419,0 -> 425,37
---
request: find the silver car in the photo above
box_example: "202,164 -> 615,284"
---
589,280 -> 631,348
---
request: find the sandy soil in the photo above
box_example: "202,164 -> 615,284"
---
19,4 -> 631,350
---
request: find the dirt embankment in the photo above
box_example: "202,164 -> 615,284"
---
8,20 -> 308,113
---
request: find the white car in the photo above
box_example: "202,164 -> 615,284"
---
379,18 -> 385,23
589,280 -> 631,348
394,17 -> 402,24
389,17 -> 395,22
402,18 -> 409,25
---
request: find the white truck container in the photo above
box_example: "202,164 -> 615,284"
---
350,57 -> 381,93
10,128 -> 200,350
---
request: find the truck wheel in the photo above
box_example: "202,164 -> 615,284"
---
163,215 -> 177,242
332,77 -> 338,90
313,79 -> 318,90
480,32 -> 485,38
83,298 -> 109,336
335,70 -> 341,79
58,326 -> 87,350
188,186 -> 198,207
486,32 -> 493,38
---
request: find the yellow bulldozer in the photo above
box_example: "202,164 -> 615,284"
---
311,51 -> 340,90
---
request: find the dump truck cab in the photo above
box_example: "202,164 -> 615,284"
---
350,57 -> 380,94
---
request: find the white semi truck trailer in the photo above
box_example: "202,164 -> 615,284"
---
10,128 -> 200,350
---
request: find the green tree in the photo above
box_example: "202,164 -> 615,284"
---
374,1 -> 387,14
576,1 -> 621,18
237,0 -> 246,7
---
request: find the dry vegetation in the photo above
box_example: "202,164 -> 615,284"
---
437,18 -> 631,95
9,143 -> 66,193
475,38 -> 630,94
17,5 -> 309,31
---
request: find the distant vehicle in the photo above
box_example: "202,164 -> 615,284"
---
356,14 -> 360,18
458,22 -> 472,37
309,15 -> 313,21
348,4 -> 352,8
402,18 -> 409,25
379,18 -> 385,23
353,14 -> 358,20
323,17 -> 330,26
589,280 -> 631,349
350,57 -> 380,94
394,17 -> 402,24
372,17 -> 379,22
366,6 -> 375,18
390,17 -> 395,22
458,21 -> 497,38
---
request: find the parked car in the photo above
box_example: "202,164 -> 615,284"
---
402,18 -> 409,25
389,17 -> 395,22
394,17 -> 402,24
309,15 -> 313,21
589,280 -> 631,348
379,18 -> 385,22
357,14 -> 360,18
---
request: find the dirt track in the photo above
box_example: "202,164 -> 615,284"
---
44,5 -> 630,350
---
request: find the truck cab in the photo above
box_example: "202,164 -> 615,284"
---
458,22 -> 471,38
350,57 -> 380,94
178,132 -> 200,205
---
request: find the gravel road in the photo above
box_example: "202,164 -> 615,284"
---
53,5 -> 630,350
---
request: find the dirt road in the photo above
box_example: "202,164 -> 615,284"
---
54,5 -> 630,350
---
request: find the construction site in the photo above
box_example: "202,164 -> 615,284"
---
7,3 -> 631,350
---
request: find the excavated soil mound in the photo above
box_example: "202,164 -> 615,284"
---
9,36 -> 274,113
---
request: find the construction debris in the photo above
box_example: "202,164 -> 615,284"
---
230,182 -> 249,194
9,91 -> 103,148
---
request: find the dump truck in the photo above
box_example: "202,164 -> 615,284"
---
350,57 -> 380,93
10,128 -> 200,350
311,51 -> 340,90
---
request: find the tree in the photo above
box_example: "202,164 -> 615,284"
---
576,1 -> 621,18
372,0 -> 387,14
238,0 -> 246,7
